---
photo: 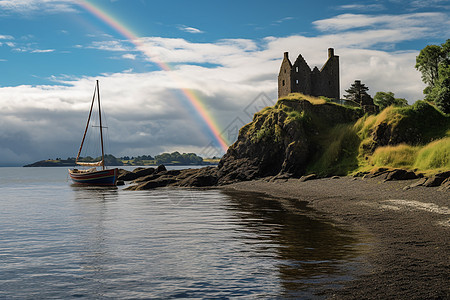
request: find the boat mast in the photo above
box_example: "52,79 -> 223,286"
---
75,84 -> 97,164
97,80 -> 106,170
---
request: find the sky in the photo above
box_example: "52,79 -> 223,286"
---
0,0 -> 449,166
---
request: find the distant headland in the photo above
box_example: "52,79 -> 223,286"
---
23,152 -> 220,167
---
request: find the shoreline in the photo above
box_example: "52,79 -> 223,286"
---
223,177 -> 449,299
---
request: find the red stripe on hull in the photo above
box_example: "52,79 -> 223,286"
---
69,168 -> 118,186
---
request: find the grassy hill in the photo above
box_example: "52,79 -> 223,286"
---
219,93 -> 449,180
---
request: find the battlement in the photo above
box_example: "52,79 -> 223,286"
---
278,48 -> 340,100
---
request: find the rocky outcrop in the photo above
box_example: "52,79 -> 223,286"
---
216,97 -> 362,183
118,167 -> 155,181
122,96 -> 448,191
123,166 -> 219,190
362,167 -> 421,181
404,171 -> 450,190
361,167 -> 449,190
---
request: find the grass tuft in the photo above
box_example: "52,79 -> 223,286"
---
370,144 -> 418,169
414,137 -> 450,171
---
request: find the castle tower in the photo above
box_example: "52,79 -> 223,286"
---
278,52 -> 293,99
277,48 -> 340,100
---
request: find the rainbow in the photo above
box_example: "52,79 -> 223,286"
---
76,0 -> 229,152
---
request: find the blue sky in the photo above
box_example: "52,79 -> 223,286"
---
0,0 -> 449,166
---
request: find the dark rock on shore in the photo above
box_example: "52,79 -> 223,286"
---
118,167 -> 155,181
404,171 -> 450,190
363,167 -> 421,181
123,165 -> 219,190
299,174 -> 317,182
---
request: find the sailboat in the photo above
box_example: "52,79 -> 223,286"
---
69,80 -> 118,186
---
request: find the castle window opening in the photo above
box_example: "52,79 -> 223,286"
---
296,79 -> 299,85
296,67 -> 298,73
282,80 -> 285,86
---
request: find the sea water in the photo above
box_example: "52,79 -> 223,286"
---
0,167 -> 367,299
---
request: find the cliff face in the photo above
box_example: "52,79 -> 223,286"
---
217,94 -> 362,183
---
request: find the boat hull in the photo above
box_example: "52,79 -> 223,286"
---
69,168 -> 118,186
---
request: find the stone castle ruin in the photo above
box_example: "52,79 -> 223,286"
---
278,48 -> 339,100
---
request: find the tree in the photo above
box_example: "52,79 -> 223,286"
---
415,39 -> 450,114
434,63 -> 450,113
344,80 -> 374,107
374,91 -> 408,110
415,45 -> 442,88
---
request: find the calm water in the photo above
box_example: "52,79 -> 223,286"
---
0,167 -> 367,299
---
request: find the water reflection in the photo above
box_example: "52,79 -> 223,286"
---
70,186 -> 119,298
221,190 -> 367,296
65,186 -> 367,298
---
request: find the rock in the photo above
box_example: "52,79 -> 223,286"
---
363,167 -> 390,179
384,169 -> 419,181
134,167 -> 155,178
156,164 -> 167,173
117,167 -> 155,181
134,169 -> 181,184
299,174 -> 317,182
353,171 -> 369,177
435,171 -> 450,178
438,178 -> 450,191
127,177 -> 177,190
423,174 -> 449,187
116,180 -> 125,186
331,176 -> 340,179
125,167 -> 218,190
178,167 -> 218,187
406,172 -> 450,189
117,169 -> 134,181
407,177 -> 427,188
269,173 -> 292,182
134,173 -> 161,183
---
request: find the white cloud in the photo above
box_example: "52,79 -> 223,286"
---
88,40 -> 132,52
314,12 -> 449,33
409,0 -> 450,10
31,49 -> 55,53
273,17 -> 295,25
122,53 -> 137,60
178,25 -> 204,34
336,4 -> 386,11
0,0 -> 76,14
0,34 -> 14,39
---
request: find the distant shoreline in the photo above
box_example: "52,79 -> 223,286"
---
23,161 -> 218,167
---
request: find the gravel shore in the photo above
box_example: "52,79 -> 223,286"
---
224,176 -> 449,299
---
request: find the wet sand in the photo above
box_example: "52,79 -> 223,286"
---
224,177 -> 449,299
